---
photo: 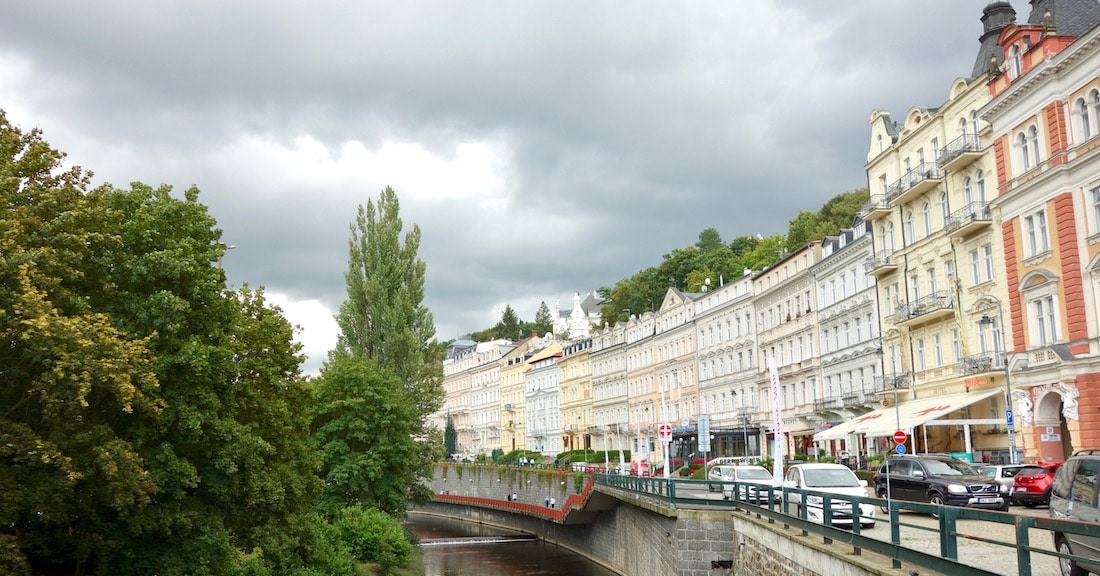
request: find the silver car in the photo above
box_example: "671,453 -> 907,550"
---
976,464 -> 1025,502
708,465 -> 778,503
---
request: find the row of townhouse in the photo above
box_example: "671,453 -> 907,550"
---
432,0 -> 1100,468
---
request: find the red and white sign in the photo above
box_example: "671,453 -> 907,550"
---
658,422 -> 672,442
893,430 -> 908,445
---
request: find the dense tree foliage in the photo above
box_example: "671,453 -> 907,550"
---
596,189 -> 866,325
1,111 -> 331,575
534,301 -> 553,336
325,186 -> 445,516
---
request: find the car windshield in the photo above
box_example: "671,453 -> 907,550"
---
802,468 -> 859,488
923,458 -> 976,476
736,468 -> 772,480
1017,466 -> 1047,476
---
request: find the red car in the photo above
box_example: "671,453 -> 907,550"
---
1011,462 -> 1062,507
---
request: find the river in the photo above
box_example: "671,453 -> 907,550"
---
405,514 -> 619,576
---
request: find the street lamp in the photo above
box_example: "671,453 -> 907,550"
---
741,414 -> 751,458
978,296 -> 1017,464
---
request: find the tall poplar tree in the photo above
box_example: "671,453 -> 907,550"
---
318,186 -> 444,515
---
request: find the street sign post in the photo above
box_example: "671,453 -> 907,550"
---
658,423 -> 672,480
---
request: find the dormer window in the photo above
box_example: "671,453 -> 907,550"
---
1008,45 -> 1022,79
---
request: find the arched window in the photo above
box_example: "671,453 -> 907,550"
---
1079,97 -> 1093,141
886,222 -> 896,252
958,118 -> 968,136
877,134 -> 884,152
921,201 -> 932,235
964,176 -> 973,204
1009,45 -> 1022,79
1018,132 -> 1031,171
970,111 -> 980,137
1028,125 -> 1041,167
975,170 -> 986,203
939,192 -> 950,226
905,211 -> 915,243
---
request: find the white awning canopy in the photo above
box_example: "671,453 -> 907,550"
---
813,389 -> 1001,442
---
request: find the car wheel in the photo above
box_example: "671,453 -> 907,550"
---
877,491 -> 890,514
928,493 -> 944,518
1057,536 -> 1086,576
861,522 -> 875,530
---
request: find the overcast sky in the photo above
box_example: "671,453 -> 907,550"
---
0,1 -> 1035,374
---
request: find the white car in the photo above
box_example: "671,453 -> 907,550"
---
784,463 -> 875,529
707,465 -> 780,503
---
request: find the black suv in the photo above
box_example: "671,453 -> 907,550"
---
873,454 -> 1006,512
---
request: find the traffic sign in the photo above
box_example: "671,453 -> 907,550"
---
893,430 -> 907,444
658,422 -> 673,442
896,443 -> 907,454
1006,409 -> 1014,427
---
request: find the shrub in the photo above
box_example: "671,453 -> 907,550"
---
334,506 -> 413,573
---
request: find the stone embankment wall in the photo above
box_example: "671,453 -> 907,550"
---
419,465 -> 907,576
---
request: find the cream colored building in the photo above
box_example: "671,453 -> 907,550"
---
559,339 -> 594,454
842,1 -> 1020,463
590,321 -> 629,453
752,242 -> 822,458
694,272 -> 758,457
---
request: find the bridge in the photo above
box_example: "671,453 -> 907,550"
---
418,465 -> 1094,576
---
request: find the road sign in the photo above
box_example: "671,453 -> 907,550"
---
896,443 -> 907,454
1006,409 -> 1014,427
697,416 -> 711,453
893,430 -> 907,444
658,422 -> 672,442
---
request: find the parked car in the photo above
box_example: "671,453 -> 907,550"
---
1012,462 -> 1061,507
873,454 -> 1005,513
707,456 -> 752,468
976,463 -> 1025,501
783,463 -> 875,529
1049,450 -> 1100,576
707,465 -> 778,503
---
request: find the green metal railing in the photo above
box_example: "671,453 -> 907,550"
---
594,473 -> 1100,576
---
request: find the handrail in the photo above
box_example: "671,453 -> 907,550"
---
589,474 -> 1100,576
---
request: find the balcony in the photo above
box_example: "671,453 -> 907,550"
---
841,389 -> 875,408
891,291 -> 956,326
860,194 -> 891,221
944,201 -> 992,238
813,395 -> 843,413
864,249 -> 899,277
938,134 -> 983,171
958,352 -> 1006,377
873,373 -> 910,394
887,162 -> 943,205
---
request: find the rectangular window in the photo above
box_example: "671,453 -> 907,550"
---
927,268 -> 937,294
946,260 -> 956,289
970,249 -> 981,284
934,335 -> 943,367
1033,295 -> 1059,346
1025,210 -> 1050,257
1092,186 -> 1100,233
910,275 -> 920,301
983,244 -> 995,282
917,339 -> 926,370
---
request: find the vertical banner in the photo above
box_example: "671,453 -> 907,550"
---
768,355 -> 784,485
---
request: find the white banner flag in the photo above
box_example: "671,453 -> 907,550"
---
768,355 -> 784,485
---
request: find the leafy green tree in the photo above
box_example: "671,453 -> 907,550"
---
334,505 -> 412,572
695,227 -> 724,251
330,186 -> 444,514
311,355 -> 420,517
534,301 -> 553,336
494,304 -> 520,340
444,415 -> 458,457
2,112 -> 323,575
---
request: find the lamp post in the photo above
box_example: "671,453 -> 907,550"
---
741,413 -> 751,458
978,296 -> 1017,464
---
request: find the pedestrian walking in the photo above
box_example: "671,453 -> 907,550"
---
512,492 -> 518,502
544,496 -> 550,507
550,497 -> 556,509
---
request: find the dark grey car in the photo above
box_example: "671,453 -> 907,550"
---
1049,451 -> 1100,576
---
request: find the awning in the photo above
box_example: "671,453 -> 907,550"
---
862,389 -> 1000,438
812,389 -> 1000,442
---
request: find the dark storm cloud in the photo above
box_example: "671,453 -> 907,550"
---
0,1 -> 1032,372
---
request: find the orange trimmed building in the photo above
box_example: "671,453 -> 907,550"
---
982,0 -> 1100,461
